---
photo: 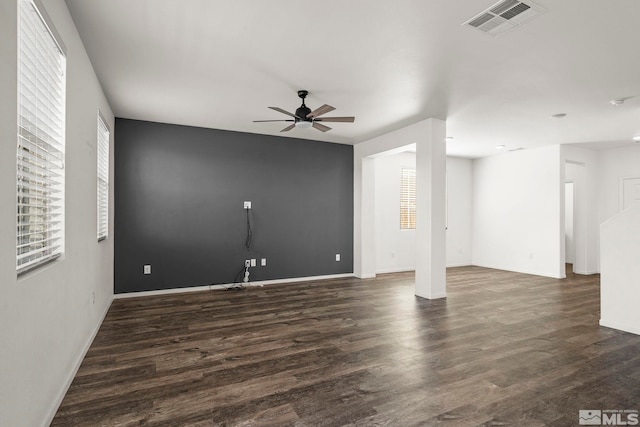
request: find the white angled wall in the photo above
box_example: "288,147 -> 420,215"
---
596,146 -> 640,329
0,1 -> 114,426
600,201 -> 640,336
472,145 -> 564,278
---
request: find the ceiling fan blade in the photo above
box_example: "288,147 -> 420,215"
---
280,124 -> 296,132
268,106 -> 298,118
314,116 -> 355,123
253,119 -> 294,122
312,122 -> 331,132
307,104 -> 335,119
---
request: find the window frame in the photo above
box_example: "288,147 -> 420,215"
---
97,112 -> 110,241
16,0 -> 67,274
400,168 -> 416,230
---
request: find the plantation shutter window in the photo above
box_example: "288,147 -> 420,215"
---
97,114 -> 109,241
400,168 -> 416,229
17,0 -> 66,273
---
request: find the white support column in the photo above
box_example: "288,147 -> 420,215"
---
415,118 -> 447,299
354,155 -> 376,278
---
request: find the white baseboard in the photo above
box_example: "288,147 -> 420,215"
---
241,273 -> 354,288
114,284 -> 213,299
415,291 -> 447,300
375,267 -> 415,274
114,273 -> 355,299
471,262 -> 564,279
44,296 -> 113,426
573,270 -> 600,275
599,318 -> 640,336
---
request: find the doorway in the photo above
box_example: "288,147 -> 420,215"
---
620,176 -> 640,211
565,181 -> 575,272
564,160 -> 589,275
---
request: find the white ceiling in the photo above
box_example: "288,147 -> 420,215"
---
64,0 -> 640,158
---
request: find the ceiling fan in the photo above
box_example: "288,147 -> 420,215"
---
253,90 -> 355,132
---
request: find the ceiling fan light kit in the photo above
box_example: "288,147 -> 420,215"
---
295,121 -> 312,129
254,90 -> 355,133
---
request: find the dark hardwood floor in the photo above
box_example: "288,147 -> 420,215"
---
52,267 -> 640,426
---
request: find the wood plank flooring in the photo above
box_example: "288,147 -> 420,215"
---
52,267 -> 640,426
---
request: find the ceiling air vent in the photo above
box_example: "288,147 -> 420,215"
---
464,0 -> 545,37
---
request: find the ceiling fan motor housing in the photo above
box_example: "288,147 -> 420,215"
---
296,90 -> 311,122
295,105 -> 312,122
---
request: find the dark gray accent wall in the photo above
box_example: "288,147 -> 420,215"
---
114,118 -> 354,294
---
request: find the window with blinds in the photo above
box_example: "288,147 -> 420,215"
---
400,168 -> 416,229
17,0 -> 66,273
97,114 -> 109,241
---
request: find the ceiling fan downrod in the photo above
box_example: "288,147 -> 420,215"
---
295,90 -> 311,122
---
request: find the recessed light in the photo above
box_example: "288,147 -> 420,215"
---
445,136 -> 454,141
550,113 -> 567,119
496,145 -> 506,150
633,136 -> 640,142
610,96 -> 633,106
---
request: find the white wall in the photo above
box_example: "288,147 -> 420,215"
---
472,145 -> 564,278
600,201 -> 640,336
0,1 -> 114,426
373,153 -> 472,273
598,145 -> 640,227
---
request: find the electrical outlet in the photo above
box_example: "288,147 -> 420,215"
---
245,260 -> 250,268
250,259 -> 256,267
335,254 -> 341,262
244,201 -> 252,209
143,265 -> 151,274
261,258 -> 267,266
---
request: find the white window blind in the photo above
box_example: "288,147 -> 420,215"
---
400,168 -> 416,229
97,114 -> 109,241
17,0 -> 66,273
